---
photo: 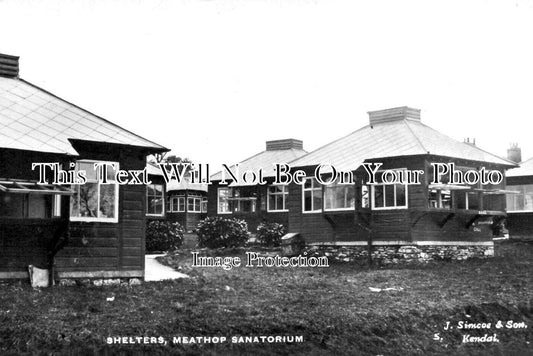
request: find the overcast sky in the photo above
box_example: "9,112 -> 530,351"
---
1,0 -> 532,169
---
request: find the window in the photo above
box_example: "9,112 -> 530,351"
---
187,193 -> 203,213
0,179 -> 69,219
267,185 -> 288,212
201,197 -> 207,213
0,191 -> 60,219
218,188 -> 231,214
371,170 -> 408,210
70,160 -> 119,223
218,187 -> 256,213
303,177 -> 322,212
146,184 -> 164,216
506,184 -> 533,212
169,196 -> 185,212
229,188 -> 256,213
324,183 -> 355,211
428,189 -> 452,209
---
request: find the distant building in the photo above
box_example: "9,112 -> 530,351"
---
208,139 -> 307,231
505,145 -> 533,238
146,162 -> 166,219
146,162 -> 208,232
166,176 -> 208,232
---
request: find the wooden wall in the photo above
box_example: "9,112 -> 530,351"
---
288,155 -> 509,244
0,149 -> 70,277
206,180 -> 290,232
54,143 -> 147,278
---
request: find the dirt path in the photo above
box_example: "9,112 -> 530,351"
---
144,254 -> 188,281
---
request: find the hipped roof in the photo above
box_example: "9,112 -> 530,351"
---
210,148 -> 308,182
290,118 -> 515,171
147,162 -> 207,192
507,157 -> 533,177
0,76 -> 167,155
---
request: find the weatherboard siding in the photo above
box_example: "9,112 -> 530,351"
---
506,175 -> 533,238
53,148 -> 147,278
207,180 -> 290,232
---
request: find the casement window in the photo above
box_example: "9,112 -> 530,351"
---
506,184 -> 533,212
0,179 -> 68,219
229,188 -> 256,213
303,177 -> 322,213
371,169 -> 408,210
428,189 -> 452,209
201,197 -> 208,213
70,160 -> 119,223
372,183 -> 407,209
146,184 -> 164,216
169,196 -> 185,212
324,183 -> 355,211
0,191 -> 59,219
187,193 -> 203,213
218,188 -> 231,214
267,185 -> 288,212
455,191 -> 481,210
218,187 -> 256,214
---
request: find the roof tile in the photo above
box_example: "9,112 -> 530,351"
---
290,119 -> 513,171
0,76 -> 166,154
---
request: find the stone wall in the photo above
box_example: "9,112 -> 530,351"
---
305,244 -> 494,265
58,277 -> 142,287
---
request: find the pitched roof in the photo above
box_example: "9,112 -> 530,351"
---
290,118 -> 515,171
146,162 -> 207,192
0,76 -> 167,155
210,147 -> 308,182
167,178 -> 208,192
507,157 -> 533,177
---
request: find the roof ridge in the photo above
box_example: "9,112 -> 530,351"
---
519,156 -> 533,165
403,119 -> 429,154
210,147 -> 308,179
416,120 -> 517,166
289,124 -> 370,166
17,77 -> 168,152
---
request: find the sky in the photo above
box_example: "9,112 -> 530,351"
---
1,0 -> 532,169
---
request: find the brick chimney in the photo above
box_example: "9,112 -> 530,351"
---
464,137 -> 476,146
266,139 -> 303,151
507,143 -> 522,163
0,53 -> 20,78
368,106 -> 421,126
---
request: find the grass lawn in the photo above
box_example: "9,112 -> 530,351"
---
1,241 -> 532,355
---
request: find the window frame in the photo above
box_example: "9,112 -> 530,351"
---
324,183 -> 356,212
217,187 -> 232,214
370,168 -> 408,210
428,188 -> 452,209
267,184 -> 289,212
187,193 -> 203,213
0,190 -> 61,219
169,196 -> 186,213
506,184 -> 533,213
146,183 -> 165,217
69,160 -> 119,223
302,177 -> 323,213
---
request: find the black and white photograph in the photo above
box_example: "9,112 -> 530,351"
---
1,1 -> 532,355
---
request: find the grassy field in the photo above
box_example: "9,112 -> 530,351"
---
1,241 -> 532,355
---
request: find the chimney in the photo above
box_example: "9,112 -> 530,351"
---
464,137 -> 476,146
266,138 -> 303,151
368,106 -> 421,126
0,53 -> 20,78
507,143 -> 522,163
